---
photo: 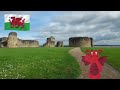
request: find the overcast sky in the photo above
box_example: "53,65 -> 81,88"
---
0,11 -> 120,45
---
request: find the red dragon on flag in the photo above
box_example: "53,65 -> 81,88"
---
4,14 -> 30,31
9,16 -> 25,28
82,49 -> 107,79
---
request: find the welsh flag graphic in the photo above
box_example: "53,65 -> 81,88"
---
4,14 -> 30,31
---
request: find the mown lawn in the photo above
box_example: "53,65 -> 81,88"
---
0,47 -> 80,79
81,47 -> 120,71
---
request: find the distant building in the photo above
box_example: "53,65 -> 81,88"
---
69,37 -> 93,47
0,32 -> 39,48
56,41 -> 64,47
43,36 -> 55,47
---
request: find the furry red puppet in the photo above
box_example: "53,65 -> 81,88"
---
82,50 -> 107,79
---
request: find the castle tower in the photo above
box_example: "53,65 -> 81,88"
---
56,41 -> 63,47
43,36 -> 55,47
7,32 -> 18,48
69,37 -> 93,47
0,32 -> 39,48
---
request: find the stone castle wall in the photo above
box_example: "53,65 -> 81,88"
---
0,32 -> 39,48
56,41 -> 63,47
69,37 -> 93,47
0,32 -> 93,48
43,36 -> 55,47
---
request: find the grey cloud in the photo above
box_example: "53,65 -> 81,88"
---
95,38 -> 120,45
33,11 -> 120,45
94,33 -> 120,42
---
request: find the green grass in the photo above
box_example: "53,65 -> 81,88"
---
0,47 -> 80,79
5,22 -> 30,31
81,47 -> 120,71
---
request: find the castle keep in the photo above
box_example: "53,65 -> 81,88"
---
69,37 -> 93,47
0,32 -> 39,48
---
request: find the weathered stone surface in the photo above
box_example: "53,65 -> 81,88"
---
43,36 -> 55,47
18,40 -> 39,47
0,32 -> 39,48
69,37 -> 93,47
0,37 -> 8,47
56,41 -> 63,47
7,32 -> 18,48
0,37 -> 8,43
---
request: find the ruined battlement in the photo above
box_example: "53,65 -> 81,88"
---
43,36 -> 55,47
56,41 -> 63,47
69,37 -> 93,47
0,32 -> 39,48
8,32 -> 17,36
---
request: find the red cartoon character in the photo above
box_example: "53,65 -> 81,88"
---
9,16 -> 25,28
82,50 -> 107,79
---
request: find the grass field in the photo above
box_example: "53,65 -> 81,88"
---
81,47 -> 120,71
0,47 -> 80,79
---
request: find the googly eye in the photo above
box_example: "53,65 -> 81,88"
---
91,52 -> 93,55
95,52 -> 97,55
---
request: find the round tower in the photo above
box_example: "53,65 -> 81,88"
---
7,32 -> 18,48
69,37 -> 93,47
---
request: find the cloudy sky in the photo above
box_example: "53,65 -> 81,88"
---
0,11 -> 120,45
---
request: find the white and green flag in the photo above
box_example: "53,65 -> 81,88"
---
4,14 -> 30,31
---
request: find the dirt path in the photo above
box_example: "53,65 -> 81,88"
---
69,47 -> 120,79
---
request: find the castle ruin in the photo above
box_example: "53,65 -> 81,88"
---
69,37 -> 93,47
0,32 -> 39,48
56,41 -> 64,47
43,36 -> 55,47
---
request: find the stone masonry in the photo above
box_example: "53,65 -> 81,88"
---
43,36 -> 55,47
0,32 -> 39,48
56,41 -> 64,47
69,37 -> 93,47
